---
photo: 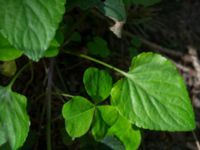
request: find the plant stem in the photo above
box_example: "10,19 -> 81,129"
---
8,62 -> 30,89
63,51 -> 127,76
46,59 -> 54,150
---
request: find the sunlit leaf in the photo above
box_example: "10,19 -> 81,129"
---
111,52 -> 195,131
83,67 -> 112,103
62,96 -> 95,138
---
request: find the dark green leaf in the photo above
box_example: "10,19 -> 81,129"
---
87,37 -> 111,58
0,0 -> 66,61
92,106 -> 118,140
62,96 -> 95,138
111,52 -> 195,131
83,67 -> 112,103
0,86 -> 30,149
0,34 -> 22,61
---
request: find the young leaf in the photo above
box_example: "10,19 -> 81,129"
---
0,61 -> 17,77
0,86 -> 30,150
62,96 -> 95,138
0,34 -> 22,61
0,0 -> 66,61
108,116 -> 141,150
111,52 -> 195,131
87,37 -> 111,58
92,106 -> 118,140
83,67 -> 112,103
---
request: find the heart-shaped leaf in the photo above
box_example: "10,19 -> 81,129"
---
111,52 -> 195,131
0,0 -> 66,61
62,96 -> 95,138
87,37 -> 111,58
83,67 -> 112,103
0,86 -> 30,149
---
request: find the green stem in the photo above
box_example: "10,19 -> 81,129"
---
63,51 -> 127,76
8,62 -> 30,89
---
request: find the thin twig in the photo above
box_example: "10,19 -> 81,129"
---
46,59 -> 54,150
192,131 -> 200,150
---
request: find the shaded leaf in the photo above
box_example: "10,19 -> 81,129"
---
62,96 -> 95,138
111,52 -> 195,131
92,106 -> 118,140
87,37 -> 111,58
108,116 -> 141,150
0,86 -> 30,149
0,61 -> 17,77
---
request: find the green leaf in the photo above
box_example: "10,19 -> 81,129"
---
0,34 -> 22,61
67,0 -> 126,38
97,0 -> 126,38
101,136 -> 125,150
0,0 -> 66,61
111,52 -> 195,131
0,61 -> 17,77
62,96 -> 95,138
0,86 -> 30,149
44,39 -> 59,58
92,106 -> 118,140
83,67 -> 112,103
87,37 -> 111,58
108,116 -> 141,150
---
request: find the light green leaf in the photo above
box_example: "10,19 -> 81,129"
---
0,86 -> 30,149
0,0 -> 66,61
44,39 -> 59,58
87,37 -> 111,58
108,116 -> 141,150
0,123 -> 6,146
92,106 -> 118,140
62,96 -> 95,138
0,34 -> 22,61
111,52 -> 195,131
83,67 -> 112,103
